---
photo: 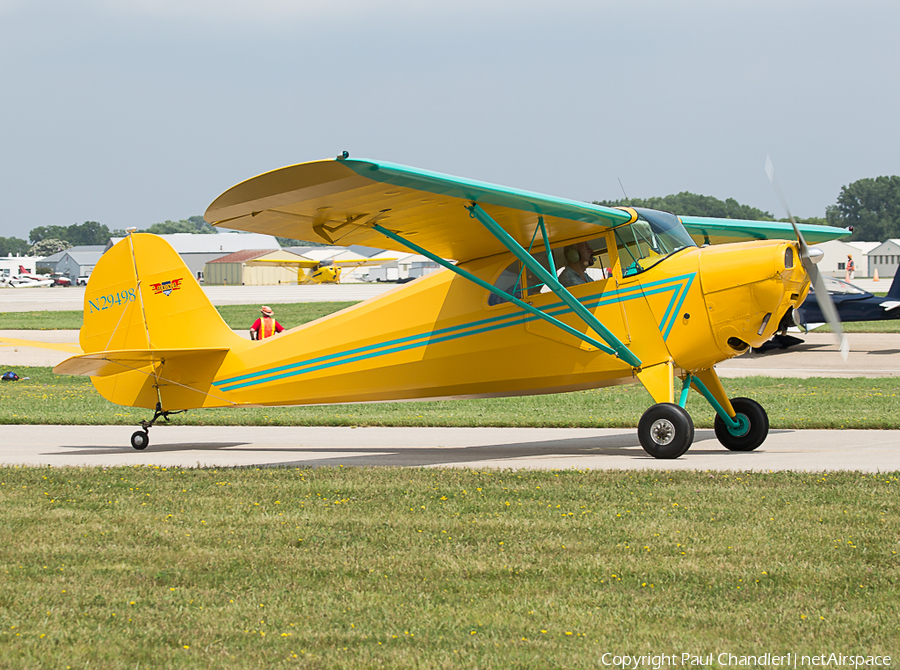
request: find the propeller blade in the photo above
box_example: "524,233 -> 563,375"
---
807,261 -> 850,360
765,156 -> 848,361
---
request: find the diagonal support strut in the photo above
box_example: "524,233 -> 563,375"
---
465,203 -> 642,368
371,223 -> 622,357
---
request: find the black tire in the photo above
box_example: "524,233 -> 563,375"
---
714,397 -> 768,452
131,430 -> 149,451
638,403 -> 694,459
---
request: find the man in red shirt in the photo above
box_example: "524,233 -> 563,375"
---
250,305 -> 284,340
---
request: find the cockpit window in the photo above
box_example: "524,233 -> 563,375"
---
614,208 -> 697,277
488,237 -> 611,306
816,276 -> 867,295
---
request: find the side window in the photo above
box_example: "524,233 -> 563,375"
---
584,237 -> 611,281
555,237 -> 612,287
488,261 -> 523,306
488,236 -> 610,306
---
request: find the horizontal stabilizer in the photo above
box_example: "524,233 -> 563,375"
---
54,347 -> 230,378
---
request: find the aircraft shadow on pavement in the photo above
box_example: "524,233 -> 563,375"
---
42,429 -> 792,467
243,429 -> 791,469
748,341 -> 831,356
47,442 -> 250,456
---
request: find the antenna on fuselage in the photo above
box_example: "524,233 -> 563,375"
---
617,178 -> 629,201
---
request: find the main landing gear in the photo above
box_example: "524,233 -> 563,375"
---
713,397 -> 768,452
130,402 -> 185,451
638,403 -> 694,459
636,371 -> 770,459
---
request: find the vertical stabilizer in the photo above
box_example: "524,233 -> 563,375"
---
69,234 -> 244,410
80,234 -> 242,354
886,270 -> 900,301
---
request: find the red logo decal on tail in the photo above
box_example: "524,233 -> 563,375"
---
150,278 -> 184,297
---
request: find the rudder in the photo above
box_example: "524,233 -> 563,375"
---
74,234 -> 244,410
81,234 -> 241,354
886,270 -> 900,301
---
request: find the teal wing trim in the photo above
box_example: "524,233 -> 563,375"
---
206,157 -> 633,263
681,216 -> 850,245
341,158 -> 631,227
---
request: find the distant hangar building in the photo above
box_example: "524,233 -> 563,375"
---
106,232 -> 280,280
204,249 -> 309,286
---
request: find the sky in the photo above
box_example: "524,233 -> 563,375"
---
1,0 -> 898,240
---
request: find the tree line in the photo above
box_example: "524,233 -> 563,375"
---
596,176 -> 900,242
0,216 -> 217,257
3,175 -> 899,257
0,215 -> 326,257
595,192 -> 775,221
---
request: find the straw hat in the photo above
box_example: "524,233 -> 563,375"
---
260,305 -> 274,316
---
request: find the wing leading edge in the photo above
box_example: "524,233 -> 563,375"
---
204,158 -> 632,263
205,157 -> 850,261
681,215 -> 850,246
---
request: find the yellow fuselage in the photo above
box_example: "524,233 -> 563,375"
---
200,238 -> 807,409
83,232 -> 807,412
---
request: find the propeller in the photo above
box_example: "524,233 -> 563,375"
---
765,156 -> 848,361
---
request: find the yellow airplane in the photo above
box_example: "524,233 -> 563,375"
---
253,256 -> 398,285
54,156 -> 849,457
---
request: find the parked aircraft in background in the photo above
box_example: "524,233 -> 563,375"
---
253,256 -> 397,284
0,267 -> 54,288
759,272 -> 900,350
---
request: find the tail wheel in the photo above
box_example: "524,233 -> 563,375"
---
131,430 -> 149,451
638,403 -> 694,459
714,397 -> 768,452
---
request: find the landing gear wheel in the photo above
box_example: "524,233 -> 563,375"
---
638,403 -> 694,459
714,397 -> 768,452
131,430 -> 149,451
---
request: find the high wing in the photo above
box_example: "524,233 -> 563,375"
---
204,158 -> 631,263
681,215 -> 849,246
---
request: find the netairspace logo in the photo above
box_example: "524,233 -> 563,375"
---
599,653 -> 892,668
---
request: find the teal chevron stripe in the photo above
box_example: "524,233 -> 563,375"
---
661,274 -> 695,339
214,273 -> 696,392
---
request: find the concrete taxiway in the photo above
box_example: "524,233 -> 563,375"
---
0,284 -> 395,311
1,425 -> 898,471
1,279 -> 888,312
1,305 -> 896,471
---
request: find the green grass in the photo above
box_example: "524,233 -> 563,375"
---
0,466 -> 897,669
0,302 -> 359,331
2,368 -> 900,429
0,310 -> 84,330
214,303 -> 359,330
813,320 -> 900,333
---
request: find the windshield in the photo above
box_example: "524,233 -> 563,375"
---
614,208 -> 697,277
815,276 -> 868,295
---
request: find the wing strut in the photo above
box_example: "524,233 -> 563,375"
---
466,204 -> 642,368
370,223 -> 622,358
